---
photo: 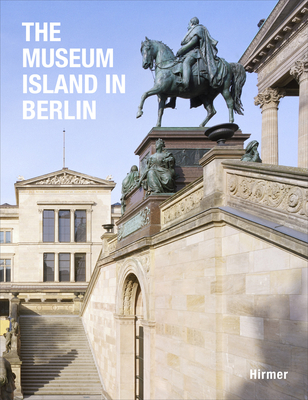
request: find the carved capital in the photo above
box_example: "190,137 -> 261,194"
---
290,54 -> 308,83
254,88 -> 286,108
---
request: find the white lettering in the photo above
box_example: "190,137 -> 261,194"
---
55,48 -> 68,68
250,369 -> 257,379
83,101 -> 96,119
85,75 -> 97,94
106,75 -> 111,94
42,74 -> 54,94
50,22 -> 61,41
37,101 -> 49,119
70,48 -> 81,67
69,75 -> 83,94
96,48 -> 113,67
50,101 -> 62,119
23,101 -> 35,119
35,22 -> 48,42
112,74 -> 125,93
22,22 -> 34,41
82,48 -> 94,68
23,75 -> 27,93
54,75 -> 68,94
42,49 -> 54,68
29,74 -> 41,94
23,49 -> 40,67
250,369 -> 289,380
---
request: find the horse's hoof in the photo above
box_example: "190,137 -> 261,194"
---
136,110 -> 143,119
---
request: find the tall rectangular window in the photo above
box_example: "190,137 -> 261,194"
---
59,210 -> 70,242
0,231 -> 12,243
75,253 -> 86,282
59,253 -> 70,282
5,232 -> 11,243
43,253 -> 54,282
43,210 -> 55,242
74,210 -> 86,242
0,259 -> 11,282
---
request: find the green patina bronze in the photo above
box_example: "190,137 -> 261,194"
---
137,17 -> 246,127
241,140 -> 262,163
137,139 -> 176,195
120,165 -> 139,214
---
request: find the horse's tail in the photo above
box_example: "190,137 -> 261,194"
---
230,63 -> 246,115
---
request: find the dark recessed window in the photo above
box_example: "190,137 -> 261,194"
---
75,253 -> 86,282
0,300 -> 9,316
43,210 -> 55,242
43,253 -> 54,282
0,259 -> 11,282
74,210 -> 86,242
59,210 -> 70,242
59,253 -> 70,282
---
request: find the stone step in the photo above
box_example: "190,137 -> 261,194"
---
20,316 -> 102,396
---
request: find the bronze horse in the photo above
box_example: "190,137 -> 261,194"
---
136,38 -> 246,127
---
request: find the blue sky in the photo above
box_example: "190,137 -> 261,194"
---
0,0 -> 298,204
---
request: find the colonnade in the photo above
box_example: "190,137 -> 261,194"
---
254,55 -> 308,168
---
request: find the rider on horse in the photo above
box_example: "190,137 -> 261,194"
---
176,17 -> 227,91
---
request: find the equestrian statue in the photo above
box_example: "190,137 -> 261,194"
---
136,17 -> 246,127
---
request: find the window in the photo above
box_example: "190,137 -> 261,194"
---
43,253 -> 86,282
0,300 -> 9,316
0,259 -> 11,282
59,210 -> 70,242
43,253 -> 54,282
43,210 -> 55,242
75,253 -> 86,282
74,210 -> 86,242
0,231 -> 11,243
59,253 -> 70,282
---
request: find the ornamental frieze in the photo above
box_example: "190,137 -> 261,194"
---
227,174 -> 308,216
36,173 -> 99,185
162,187 -> 203,225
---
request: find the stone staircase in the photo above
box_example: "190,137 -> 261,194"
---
20,315 -> 102,396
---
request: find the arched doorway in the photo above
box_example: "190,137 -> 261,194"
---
117,272 -> 144,399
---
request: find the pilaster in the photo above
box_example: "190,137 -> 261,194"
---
254,87 -> 285,165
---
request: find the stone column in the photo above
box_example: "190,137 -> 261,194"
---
38,209 -> 43,242
54,209 -> 59,242
70,209 -> 75,242
87,209 -> 92,242
54,252 -> 59,282
254,88 -> 285,165
70,253 -> 75,282
290,55 -> 308,168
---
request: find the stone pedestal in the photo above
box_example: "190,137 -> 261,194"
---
116,193 -> 172,250
199,146 -> 246,208
135,127 -> 250,191
3,354 -> 23,398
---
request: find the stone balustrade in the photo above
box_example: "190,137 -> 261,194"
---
222,160 -> 308,234
160,177 -> 204,229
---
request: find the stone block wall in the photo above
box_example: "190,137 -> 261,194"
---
82,263 -> 117,398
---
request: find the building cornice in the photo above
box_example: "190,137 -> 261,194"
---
240,0 -> 308,72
